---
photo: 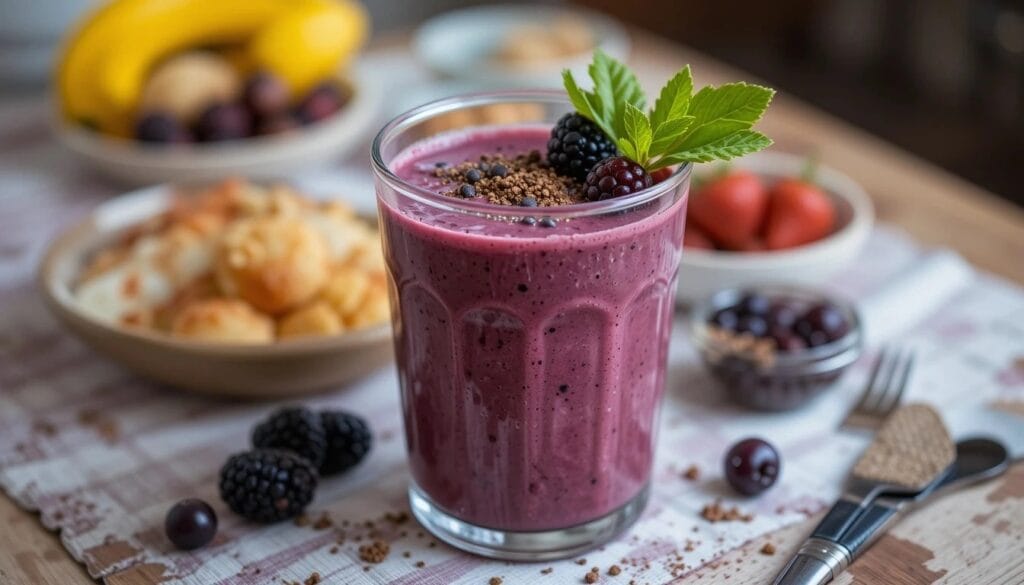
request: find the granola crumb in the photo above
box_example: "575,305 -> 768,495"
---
312,512 -> 332,530
415,561 -> 426,568
328,546 -> 338,554
683,465 -> 701,480
584,569 -> 600,583
701,500 -> 754,523
304,572 -> 321,585
358,539 -> 390,563
760,542 -> 776,555
489,578 -> 503,585
435,152 -> 583,207
575,558 -> 588,565
608,565 -> 622,576
385,511 -> 410,524
402,551 -> 411,558
541,567 -> 554,574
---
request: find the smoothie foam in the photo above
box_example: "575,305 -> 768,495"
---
380,125 -> 687,531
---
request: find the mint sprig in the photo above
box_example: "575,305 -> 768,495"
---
564,51 -> 775,171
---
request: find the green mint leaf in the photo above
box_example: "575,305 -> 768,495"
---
588,50 -> 645,138
686,82 -> 775,126
562,70 -> 596,121
649,66 -> 693,130
622,103 -> 652,162
652,130 -> 773,167
650,115 -> 694,154
616,137 -> 638,161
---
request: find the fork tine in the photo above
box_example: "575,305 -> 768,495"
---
852,347 -> 892,414
881,349 -> 914,416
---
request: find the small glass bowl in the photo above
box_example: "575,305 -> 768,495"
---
689,285 -> 863,411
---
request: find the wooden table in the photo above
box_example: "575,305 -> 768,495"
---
3,31 -> 1023,585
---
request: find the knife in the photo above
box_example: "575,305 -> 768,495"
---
773,438 -> 1010,585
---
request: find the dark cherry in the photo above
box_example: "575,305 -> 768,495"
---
770,329 -> 807,352
296,83 -> 345,125
165,499 -> 218,550
243,72 -> 290,117
735,315 -> 768,337
711,308 -> 739,331
724,438 -> 781,496
135,112 -> 190,143
195,103 -> 252,142
737,293 -> 771,316
767,301 -> 800,329
801,304 -> 849,341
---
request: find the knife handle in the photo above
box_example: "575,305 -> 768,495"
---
836,499 -> 902,556
809,498 -> 864,541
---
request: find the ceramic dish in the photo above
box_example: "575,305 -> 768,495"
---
413,4 -> 629,88
38,181 -> 392,398
53,64 -> 381,186
677,151 -> 874,303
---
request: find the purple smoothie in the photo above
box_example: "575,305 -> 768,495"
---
379,125 -> 687,531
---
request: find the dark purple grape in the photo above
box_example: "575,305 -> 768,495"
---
243,72 -> 290,117
724,438 -> 781,496
296,83 -> 344,125
736,315 -> 769,337
767,301 -> 800,329
256,113 -> 300,136
135,112 -> 190,143
804,330 -> 831,347
770,329 -> 807,352
165,499 -> 218,550
711,308 -> 740,331
801,304 -> 849,341
195,103 -> 252,142
737,293 -> 771,316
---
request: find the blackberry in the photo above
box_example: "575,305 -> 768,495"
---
584,156 -> 653,201
219,449 -> 317,523
547,113 -> 618,180
252,407 -> 327,469
319,411 -> 372,476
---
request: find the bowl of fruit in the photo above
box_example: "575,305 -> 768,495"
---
691,286 -> 863,411
678,151 -> 874,302
52,0 -> 377,186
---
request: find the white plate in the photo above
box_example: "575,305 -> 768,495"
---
413,4 -> 629,88
678,151 -> 875,303
53,62 -> 382,186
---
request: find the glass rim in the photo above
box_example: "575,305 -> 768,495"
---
370,89 -> 692,219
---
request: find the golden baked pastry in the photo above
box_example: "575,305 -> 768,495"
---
215,216 -> 330,315
76,179 -> 389,344
171,299 -> 274,343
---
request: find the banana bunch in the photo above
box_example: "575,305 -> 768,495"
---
57,0 -> 368,135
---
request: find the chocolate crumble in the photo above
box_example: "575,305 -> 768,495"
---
760,542 -> 776,555
358,539 -> 390,563
608,565 -> 622,576
434,152 -> 584,206
700,500 -> 754,523
683,465 -> 701,481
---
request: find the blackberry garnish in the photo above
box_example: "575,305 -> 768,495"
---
251,406 -> 327,469
319,411 -> 373,476
583,156 -> 653,201
219,449 -> 317,523
547,113 -> 618,180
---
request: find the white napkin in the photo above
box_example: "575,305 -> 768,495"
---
857,249 -> 974,346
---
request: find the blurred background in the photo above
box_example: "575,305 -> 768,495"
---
2,0 -> 1021,204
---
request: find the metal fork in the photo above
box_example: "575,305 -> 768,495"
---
841,347 -> 915,430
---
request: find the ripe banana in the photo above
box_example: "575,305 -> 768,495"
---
249,0 -> 368,97
57,0 -> 368,135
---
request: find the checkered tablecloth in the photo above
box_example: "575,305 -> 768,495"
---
2,60 -> 1024,585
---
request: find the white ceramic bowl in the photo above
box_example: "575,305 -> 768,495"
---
53,64 -> 381,186
677,151 -> 874,303
413,4 -> 629,88
39,180 -> 392,397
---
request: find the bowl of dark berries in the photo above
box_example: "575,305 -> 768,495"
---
54,65 -> 381,186
691,286 -> 863,411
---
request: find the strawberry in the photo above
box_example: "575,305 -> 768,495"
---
763,178 -> 835,250
683,219 -> 715,250
688,171 -> 769,250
